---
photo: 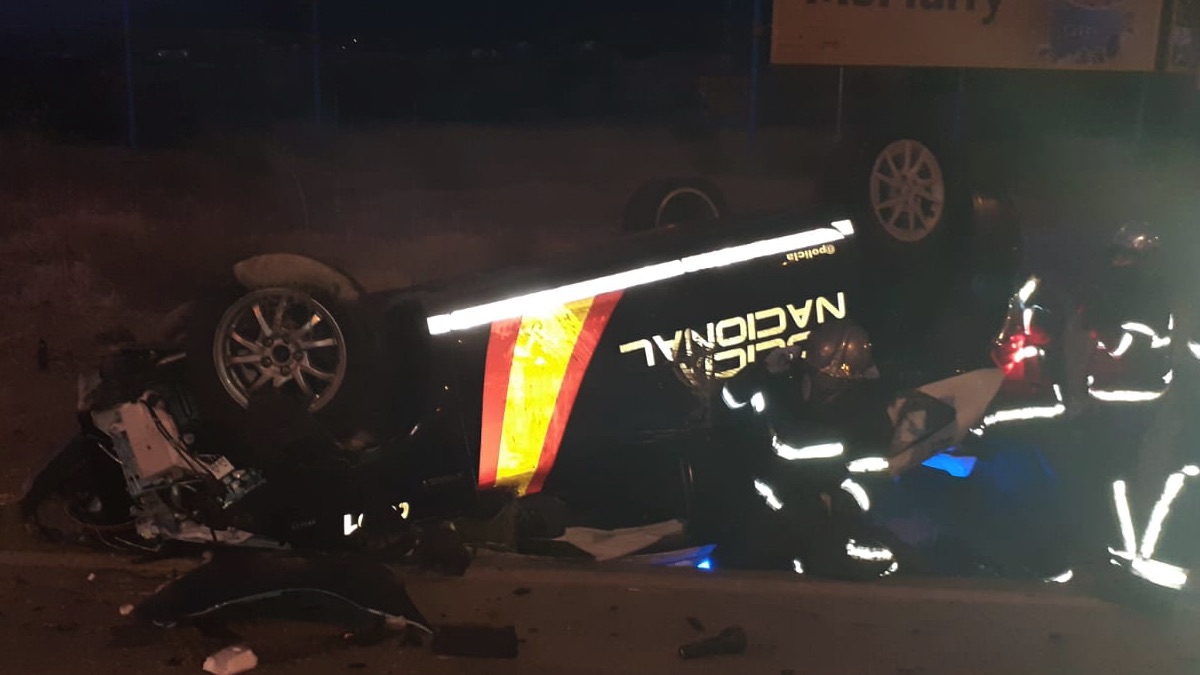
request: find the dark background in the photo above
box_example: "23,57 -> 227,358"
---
0,0 -> 747,144
2,0 -> 1195,147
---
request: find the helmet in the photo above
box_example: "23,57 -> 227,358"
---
1109,222 -> 1160,267
803,320 -> 879,380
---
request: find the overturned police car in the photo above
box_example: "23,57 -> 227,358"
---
18,206 -> 1199,592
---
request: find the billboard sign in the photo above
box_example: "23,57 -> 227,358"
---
771,0 -> 1167,72
1163,0 -> 1197,73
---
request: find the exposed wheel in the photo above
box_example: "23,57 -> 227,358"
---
622,178 -> 727,233
212,288 -> 348,413
186,285 -> 380,451
868,139 -> 947,245
833,133 -> 968,262
824,128 -> 986,343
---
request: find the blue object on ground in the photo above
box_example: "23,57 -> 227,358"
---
921,453 -> 978,478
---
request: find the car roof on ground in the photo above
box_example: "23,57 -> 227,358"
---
408,203 -> 854,317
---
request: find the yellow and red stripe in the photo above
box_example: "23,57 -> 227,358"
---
478,291 -> 622,495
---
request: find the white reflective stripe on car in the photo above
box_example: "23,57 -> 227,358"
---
426,223 -> 851,335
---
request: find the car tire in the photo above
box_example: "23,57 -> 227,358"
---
823,122 -> 999,349
621,177 -> 727,233
827,132 -> 971,272
184,285 -> 380,452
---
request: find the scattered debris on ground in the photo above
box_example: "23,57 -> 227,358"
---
98,547 -> 534,665
131,549 -> 429,631
202,644 -> 258,675
678,625 -> 747,660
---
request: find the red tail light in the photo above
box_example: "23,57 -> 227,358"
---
991,324 -> 1051,381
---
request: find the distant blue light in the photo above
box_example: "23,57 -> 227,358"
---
922,453 -> 977,478
696,557 -> 714,571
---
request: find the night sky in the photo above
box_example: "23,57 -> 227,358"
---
1,0 -> 737,53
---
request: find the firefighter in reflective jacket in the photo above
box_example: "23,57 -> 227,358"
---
719,320 -> 898,579
1105,297 -> 1200,592
1063,224 -> 1200,591
1064,223 -> 1173,411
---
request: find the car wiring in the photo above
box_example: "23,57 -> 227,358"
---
144,403 -> 236,544
60,500 -> 135,533
142,400 -> 221,480
93,437 -> 124,466
101,530 -> 163,554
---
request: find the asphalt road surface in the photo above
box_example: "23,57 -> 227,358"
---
0,542 -> 1197,675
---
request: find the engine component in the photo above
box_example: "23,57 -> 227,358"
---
220,469 -> 265,510
93,402 -> 195,496
92,394 -> 256,504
